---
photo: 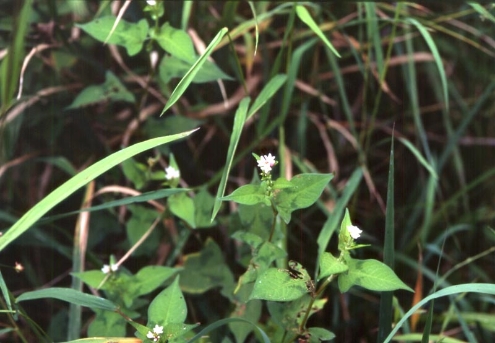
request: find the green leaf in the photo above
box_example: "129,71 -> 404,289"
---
384,284 -> 495,343
71,270 -> 106,289
307,327 -> 336,342
159,55 -> 233,84
77,16 -> 148,56
59,339 -> 143,343
338,258 -> 414,293
147,276 -> 187,326
194,188 -> 216,228
187,318 -> 270,343
179,238 -> 235,294
247,74 -> 287,119
0,129 -> 198,252
238,202 -> 274,239
398,137 -> 438,179
66,71 -> 135,109
211,97 -> 251,220
273,173 -> 333,224
121,157 -> 148,190
16,288 -> 117,311
318,253 -> 348,280
295,5 -> 340,57
128,266 -> 179,298
221,184 -> 269,206
249,268 -> 308,302
153,22 -> 196,63
169,192 -> 196,228
268,295 -> 326,331
229,299 -> 262,343
87,310 -> 126,337
160,27 -> 228,115
391,333 -> 469,343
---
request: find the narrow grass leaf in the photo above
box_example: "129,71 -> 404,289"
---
0,271 -> 12,314
160,27 -> 228,116
16,288 -> 117,311
0,129 -> 198,252
378,136 -> 395,341
407,18 -> 448,112
469,3 -> 495,25
247,1 -> 259,56
384,283 -> 495,342
296,5 -> 341,57
247,74 -> 287,119
211,97 -> 250,221
398,138 -> 438,179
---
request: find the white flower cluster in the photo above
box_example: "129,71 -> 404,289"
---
101,264 -> 118,274
347,225 -> 362,240
257,153 -> 276,173
165,166 -> 180,180
147,324 -> 164,342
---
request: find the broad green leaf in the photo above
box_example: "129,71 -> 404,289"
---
128,266 -> 179,298
211,97 -> 251,220
121,157 -> 147,190
179,238 -> 235,294
77,17 -> 148,56
161,27 -> 228,115
221,183 -> 269,206
71,270 -> 106,289
250,268 -> 308,302
168,192 -> 196,228
0,129 -> 198,252
229,299 -> 262,343
238,202 -> 274,239
384,284 -> 495,342
307,327 -> 336,342
87,310 -> 126,337
126,205 -> 161,256
194,188 -> 216,228
318,252 -> 348,280
153,22 -> 196,63
247,74 -> 287,119
295,5 -> 340,57
159,55 -> 233,84
16,288 -> 117,311
273,177 -> 292,189
338,258 -> 414,293
147,276 -> 187,326
144,115 -> 204,139
268,295 -> 326,330
66,71 -> 135,109
231,231 -> 264,249
273,173 -> 333,224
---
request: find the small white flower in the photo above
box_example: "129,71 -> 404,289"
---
147,325 -> 163,342
257,153 -> 276,173
347,225 -> 362,240
165,166 -> 180,180
101,263 -> 118,274
153,324 -> 164,334
146,0 -> 157,6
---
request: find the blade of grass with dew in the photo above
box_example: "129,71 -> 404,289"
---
16,287 -> 117,311
407,18 -> 449,112
211,97 -> 250,222
378,135 -> 395,341
384,283 -> 495,342
295,5 -> 341,58
247,74 -> 287,119
0,129 -> 198,252
160,27 -> 228,116
316,167 -> 362,277
398,137 -> 438,179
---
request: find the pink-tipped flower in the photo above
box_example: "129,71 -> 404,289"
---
257,153 -> 276,173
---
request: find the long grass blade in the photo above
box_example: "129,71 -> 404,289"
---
160,27 -> 228,116
0,129 -> 198,252
211,97 -> 250,222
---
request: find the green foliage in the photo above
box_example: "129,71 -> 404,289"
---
2,2 -> 495,342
